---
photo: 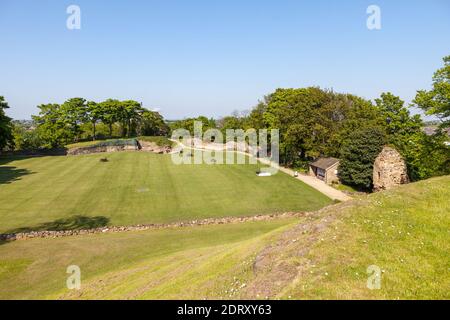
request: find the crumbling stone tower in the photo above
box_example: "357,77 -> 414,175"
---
373,146 -> 409,191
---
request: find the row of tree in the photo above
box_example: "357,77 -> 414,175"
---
168,56 -> 449,189
11,98 -> 169,149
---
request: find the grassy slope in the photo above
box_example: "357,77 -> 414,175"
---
250,175 -> 450,299
0,219 -> 297,299
0,176 -> 447,299
0,152 -> 330,233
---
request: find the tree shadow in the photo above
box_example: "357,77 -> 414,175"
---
0,151 -> 67,167
3,215 -> 110,234
0,166 -> 33,185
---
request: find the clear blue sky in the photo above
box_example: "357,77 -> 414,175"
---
1,0 -> 449,120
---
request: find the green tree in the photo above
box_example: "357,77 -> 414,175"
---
244,102 -> 267,130
375,92 -> 422,138
262,87 -> 329,164
12,123 -> 43,151
338,126 -> 386,190
413,55 -> 450,128
401,131 -> 450,181
217,115 -> 244,134
259,87 -> 382,167
138,109 -> 168,136
115,100 -> 142,137
86,101 -> 102,140
169,116 -> 216,136
98,99 -> 121,138
0,96 -> 14,151
32,104 -> 68,148
60,98 -> 88,142
374,92 -> 432,180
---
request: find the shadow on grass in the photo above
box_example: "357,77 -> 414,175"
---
4,215 -> 110,234
0,166 -> 33,185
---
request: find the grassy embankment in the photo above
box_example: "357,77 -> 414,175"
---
0,176 -> 447,299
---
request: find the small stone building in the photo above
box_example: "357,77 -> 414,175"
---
373,146 -> 409,191
309,157 -> 340,185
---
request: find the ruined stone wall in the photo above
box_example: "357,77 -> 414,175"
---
0,212 -> 304,242
67,141 -> 171,156
373,146 -> 409,191
138,141 -> 172,154
68,144 -> 138,155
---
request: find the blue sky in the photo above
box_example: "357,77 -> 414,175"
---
0,0 -> 449,120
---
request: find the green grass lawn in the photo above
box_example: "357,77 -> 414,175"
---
271,175 -> 450,299
0,218 -> 297,299
0,152 -> 331,233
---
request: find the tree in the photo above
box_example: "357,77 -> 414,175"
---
119,100 -> 142,137
244,101 -> 267,130
413,55 -> 450,128
32,104 -> 68,148
258,87 -> 383,167
217,115 -> 244,134
98,99 -> 120,138
0,96 -> 14,151
60,98 -> 88,142
262,87 -> 330,164
86,101 -> 102,140
400,131 -> 450,181
338,126 -> 386,190
138,109 -> 168,136
375,92 -> 423,138
12,122 -> 43,151
169,116 -> 216,136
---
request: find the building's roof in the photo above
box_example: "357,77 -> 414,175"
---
310,157 -> 340,170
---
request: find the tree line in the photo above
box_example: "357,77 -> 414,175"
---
169,55 -> 450,189
1,55 -> 449,189
7,98 -> 169,150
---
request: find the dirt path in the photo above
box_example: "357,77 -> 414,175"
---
170,139 -> 351,202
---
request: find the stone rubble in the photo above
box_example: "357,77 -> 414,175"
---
0,212 -> 305,242
67,140 -> 172,156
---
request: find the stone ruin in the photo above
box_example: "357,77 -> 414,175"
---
138,141 -> 172,154
68,144 -> 138,155
373,146 -> 409,192
67,139 -> 172,156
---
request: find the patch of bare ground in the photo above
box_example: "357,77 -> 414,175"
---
241,200 -> 364,299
